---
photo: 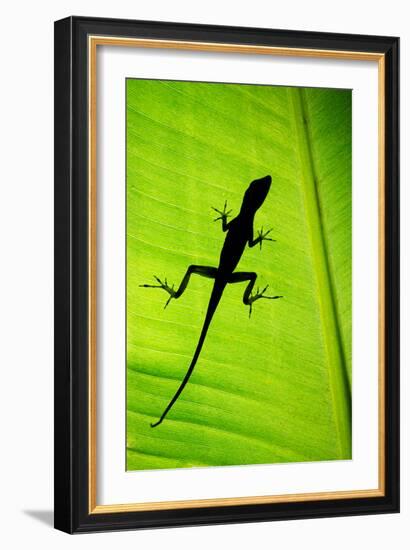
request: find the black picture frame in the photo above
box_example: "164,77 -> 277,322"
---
54,15 -> 399,533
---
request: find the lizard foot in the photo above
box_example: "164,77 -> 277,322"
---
248,285 -> 283,318
140,276 -> 176,308
256,227 -> 276,249
212,200 -> 232,222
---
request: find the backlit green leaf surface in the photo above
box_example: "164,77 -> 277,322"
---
126,79 -> 352,470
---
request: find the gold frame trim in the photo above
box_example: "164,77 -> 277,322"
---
88,35 -> 386,514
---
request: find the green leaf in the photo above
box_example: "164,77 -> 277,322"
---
126,79 -> 352,470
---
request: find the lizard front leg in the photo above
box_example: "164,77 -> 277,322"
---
140,265 -> 217,308
228,271 -> 283,317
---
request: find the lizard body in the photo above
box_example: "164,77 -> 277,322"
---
141,175 -> 282,427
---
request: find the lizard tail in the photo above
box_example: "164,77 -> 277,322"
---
151,281 -> 225,428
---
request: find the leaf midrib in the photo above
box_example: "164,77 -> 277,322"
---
289,87 -> 352,458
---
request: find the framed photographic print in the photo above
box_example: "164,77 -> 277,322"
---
54,16 -> 399,533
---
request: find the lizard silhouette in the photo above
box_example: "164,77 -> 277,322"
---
140,175 -> 283,427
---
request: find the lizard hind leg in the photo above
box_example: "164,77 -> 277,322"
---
140,265 -> 218,309
228,272 -> 283,318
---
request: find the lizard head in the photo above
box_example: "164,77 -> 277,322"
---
241,175 -> 271,213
